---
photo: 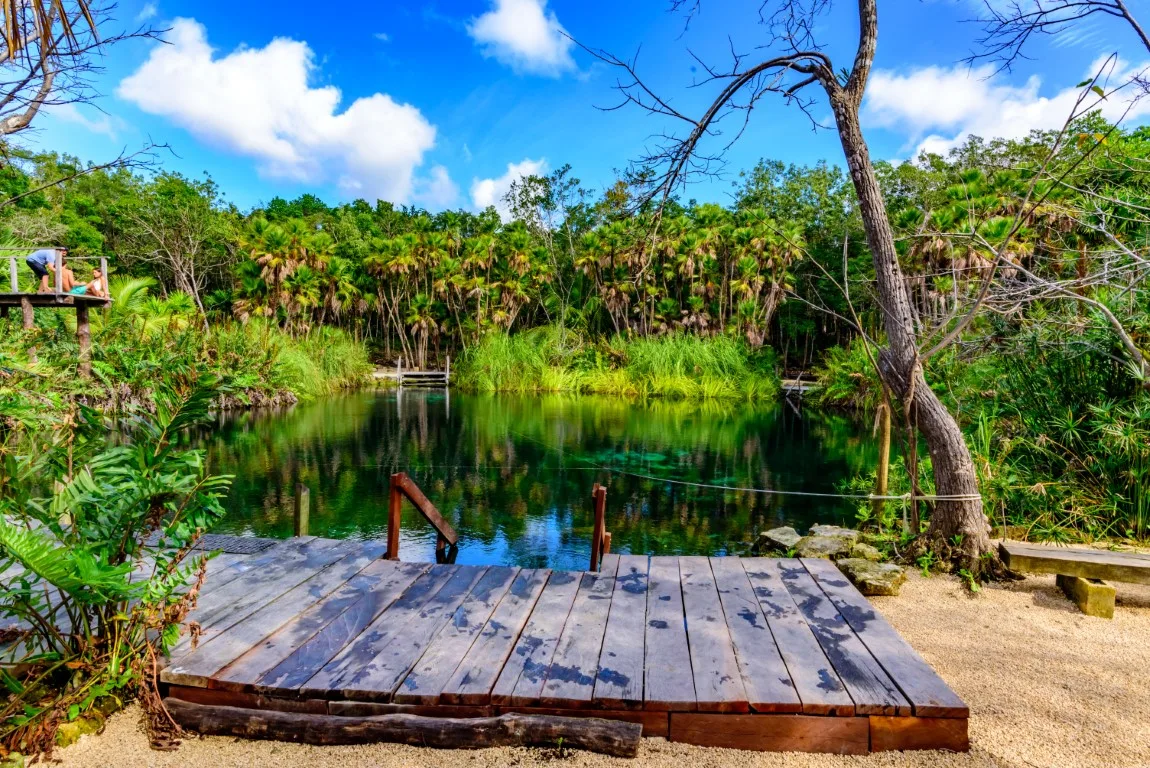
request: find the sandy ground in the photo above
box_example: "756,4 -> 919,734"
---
56,570 -> 1150,768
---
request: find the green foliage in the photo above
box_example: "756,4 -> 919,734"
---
0,374 -> 232,754
453,327 -> 779,400
811,341 -> 882,410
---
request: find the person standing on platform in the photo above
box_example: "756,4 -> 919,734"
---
25,247 -> 67,293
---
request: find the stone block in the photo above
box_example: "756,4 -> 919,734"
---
1056,574 -> 1115,619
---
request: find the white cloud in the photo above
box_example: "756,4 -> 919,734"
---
467,0 -> 574,76
51,103 -> 122,140
864,58 -> 1150,157
136,2 -> 157,21
117,18 -> 439,203
471,158 -> 547,217
374,32 -> 390,42
415,165 -> 460,209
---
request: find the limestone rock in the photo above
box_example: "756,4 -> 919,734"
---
837,558 -> 907,596
794,535 -> 854,559
755,526 -> 803,554
850,542 -> 884,562
807,524 -> 860,544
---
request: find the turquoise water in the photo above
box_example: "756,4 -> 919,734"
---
203,391 -> 879,571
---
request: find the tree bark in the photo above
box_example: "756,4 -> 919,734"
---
828,89 -> 991,567
164,699 -> 642,757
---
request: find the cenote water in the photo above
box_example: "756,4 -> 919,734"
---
202,391 -> 880,571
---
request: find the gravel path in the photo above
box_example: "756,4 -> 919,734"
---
56,570 -> 1150,768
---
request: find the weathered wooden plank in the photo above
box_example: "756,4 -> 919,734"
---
592,554 -> 648,709
302,565 -> 487,700
217,560 -> 429,693
490,570 -> 582,707
870,715 -> 969,752
778,559 -> 908,715
164,543 -> 387,687
668,713 -> 870,754
678,556 -> 749,713
440,569 -> 549,706
393,566 -> 519,705
538,557 -> 620,709
165,698 -> 643,757
599,553 -> 620,575
188,539 -> 359,647
183,538 -> 341,632
643,556 -> 695,712
1000,542 -> 1150,585
709,557 -> 802,713
167,684 -> 328,714
500,707 -> 668,738
329,701 -> 492,719
740,559 -> 854,716
802,558 -> 968,718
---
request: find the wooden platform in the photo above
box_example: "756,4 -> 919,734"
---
0,292 -> 110,307
162,537 -> 968,754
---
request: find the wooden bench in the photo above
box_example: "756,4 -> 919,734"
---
999,542 -> 1150,618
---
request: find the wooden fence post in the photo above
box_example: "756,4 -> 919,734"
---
590,483 -> 607,572
54,251 -> 62,298
445,355 -> 450,383
294,483 -> 310,537
397,358 -> 404,388
9,256 -> 17,292
387,473 -> 403,560
76,303 -> 91,377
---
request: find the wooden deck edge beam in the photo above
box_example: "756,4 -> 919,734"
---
166,686 -> 968,753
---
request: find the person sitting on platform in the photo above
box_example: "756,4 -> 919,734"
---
69,267 -> 106,298
25,247 -> 67,293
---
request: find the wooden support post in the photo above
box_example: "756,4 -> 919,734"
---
397,358 -> 404,388
54,251 -> 62,298
590,483 -> 607,572
602,531 -> 612,556
446,355 -> 450,383
0,306 -> 7,320
9,256 -> 17,292
387,473 -> 403,560
872,399 -> 891,526
294,483 -> 310,537
100,256 -> 109,300
21,296 -> 36,363
76,303 -> 91,377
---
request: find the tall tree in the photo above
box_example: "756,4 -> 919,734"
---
590,0 -> 993,569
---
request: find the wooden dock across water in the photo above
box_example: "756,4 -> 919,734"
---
162,537 -> 969,754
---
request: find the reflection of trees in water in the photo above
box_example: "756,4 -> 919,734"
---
201,391 -> 877,568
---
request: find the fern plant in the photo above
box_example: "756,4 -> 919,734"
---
0,370 -> 233,756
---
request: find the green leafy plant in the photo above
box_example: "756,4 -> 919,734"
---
0,371 -> 233,756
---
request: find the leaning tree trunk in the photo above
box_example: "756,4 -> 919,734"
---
829,92 -> 992,569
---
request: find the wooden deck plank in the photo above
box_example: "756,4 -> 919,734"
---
709,556 -> 802,713
393,567 -> 520,705
490,570 -> 581,707
644,556 -> 696,712
679,556 -> 749,713
538,557 -> 620,709
302,565 -> 487,700
801,559 -> 968,718
592,554 -> 649,709
439,569 -> 549,706
183,538 -> 336,630
163,543 -> 387,688
187,539 -> 358,646
1000,541 -> 1150,584
740,558 -> 854,715
778,560 -> 908,715
217,560 -> 429,693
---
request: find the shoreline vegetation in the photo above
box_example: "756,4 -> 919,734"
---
451,327 -> 780,400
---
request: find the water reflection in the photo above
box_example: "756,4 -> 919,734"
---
202,390 -> 878,570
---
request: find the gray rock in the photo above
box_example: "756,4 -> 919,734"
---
850,542 -> 884,562
755,526 -> 803,554
836,558 -> 907,596
794,534 -> 854,559
807,524 -> 860,544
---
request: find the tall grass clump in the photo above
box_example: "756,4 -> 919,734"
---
454,327 -> 779,400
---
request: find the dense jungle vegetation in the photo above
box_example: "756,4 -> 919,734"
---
3,117 -> 1149,545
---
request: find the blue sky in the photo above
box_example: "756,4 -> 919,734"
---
25,0 -> 1150,213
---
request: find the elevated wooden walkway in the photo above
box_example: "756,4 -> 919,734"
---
162,537 -> 968,753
